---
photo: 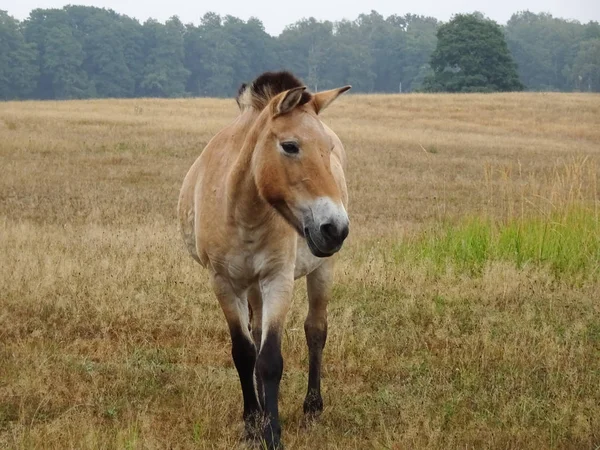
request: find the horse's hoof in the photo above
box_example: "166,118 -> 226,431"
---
243,412 -> 263,441
266,439 -> 283,450
244,424 -> 260,442
263,425 -> 282,450
303,395 -> 323,416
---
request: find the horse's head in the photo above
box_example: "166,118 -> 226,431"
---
253,85 -> 351,257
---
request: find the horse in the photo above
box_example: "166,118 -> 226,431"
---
178,71 -> 351,449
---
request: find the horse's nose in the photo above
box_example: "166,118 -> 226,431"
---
320,222 -> 349,245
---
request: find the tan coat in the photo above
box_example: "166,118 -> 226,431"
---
177,72 -> 351,449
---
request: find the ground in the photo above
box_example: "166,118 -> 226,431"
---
1,93 -> 599,449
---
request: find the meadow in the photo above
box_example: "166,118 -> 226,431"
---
1,92 -> 599,449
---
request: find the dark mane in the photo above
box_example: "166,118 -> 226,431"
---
236,71 -> 312,111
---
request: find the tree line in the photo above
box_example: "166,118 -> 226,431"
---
0,7 -> 599,100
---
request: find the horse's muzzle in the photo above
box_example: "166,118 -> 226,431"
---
299,196 -> 350,257
304,221 -> 349,257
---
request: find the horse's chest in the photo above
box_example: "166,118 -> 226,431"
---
294,237 -> 324,279
216,237 -> 323,292
225,248 -> 274,281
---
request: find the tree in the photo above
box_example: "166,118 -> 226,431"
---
400,15 -> 439,91
23,8 -> 94,99
0,11 -> 38,99
571,39 -> 600,91
43,25 -> 94,99
505,12 -> 599,91
184,14 -> 276,97
329,11 -> 438,93
278,18 -> 334,91
222,16 -> 276,90
323,20 -> 375,91
355,11 -> 393,92
183,13 -> 237,97
139,17 -> 190,97
63,6 -> 136,97
423,13 -> 523,92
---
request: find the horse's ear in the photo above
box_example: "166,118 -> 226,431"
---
312,85 -> 351,114
274,86 -> 307,116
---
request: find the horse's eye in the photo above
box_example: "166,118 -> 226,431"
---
281,142 -> 299,154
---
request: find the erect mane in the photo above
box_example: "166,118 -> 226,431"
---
236,71 -> 312,111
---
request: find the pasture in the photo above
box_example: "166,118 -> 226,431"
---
1,93 -> 599,449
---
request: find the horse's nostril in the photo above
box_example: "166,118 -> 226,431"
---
320,222 -> 336,240
320,222 -> 349,246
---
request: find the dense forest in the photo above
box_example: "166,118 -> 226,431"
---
1,7 -> 599,100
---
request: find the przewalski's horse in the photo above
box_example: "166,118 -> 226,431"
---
178,71 -> 351,449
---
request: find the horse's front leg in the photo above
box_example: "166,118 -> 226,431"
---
303,259 -> 333,416
248,283 -> 265,410
256,272 -> 294,450
211,274 -> 261,437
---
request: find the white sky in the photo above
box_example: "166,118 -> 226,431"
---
2,0 -> 599,36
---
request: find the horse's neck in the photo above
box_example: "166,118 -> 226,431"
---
226,111 -> 274,231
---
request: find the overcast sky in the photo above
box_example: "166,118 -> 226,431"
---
2,0 -> 599,35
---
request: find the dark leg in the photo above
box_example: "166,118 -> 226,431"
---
303,261 -> 333,416
256,330 -> 283,449
211,274 -> 261,437
304,320 -> 326,415
255,273 -> 294,450
230,326 -> 261,436
248,283 -> 265,410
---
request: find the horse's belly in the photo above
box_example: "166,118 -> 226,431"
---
178,152 -> 212,267
294,237 -> 324,279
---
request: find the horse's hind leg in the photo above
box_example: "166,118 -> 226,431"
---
211,274 -> 261,437
303,259 -> 333,416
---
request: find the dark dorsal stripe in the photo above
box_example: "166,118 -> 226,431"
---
236,71 -> 312,111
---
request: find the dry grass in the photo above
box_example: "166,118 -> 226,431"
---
1,93 -> 599,449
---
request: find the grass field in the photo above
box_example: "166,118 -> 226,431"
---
1,93 -> 599,449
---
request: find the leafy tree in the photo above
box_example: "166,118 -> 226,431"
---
326,12 -> 437,93
223,16 -> 277,89
140,17 -> 190,97
184,14 -> 277,97
0,11 -> 38,99
113,14 -> 145,96
183,21 -> 208,95
401,15 -> 439,91
278,18 -> 335,91
184,13 -> 236,97
355,11 -> 394,92
571,39 -> 600,91
24,8 -> 94,99
324,20 -> 375,91
504,12 -> 594,91
423,13 -> 523,92
43,25 -> 94,99
63,6 -> 136,97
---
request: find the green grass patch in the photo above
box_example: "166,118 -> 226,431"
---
392,207 -> 600,279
